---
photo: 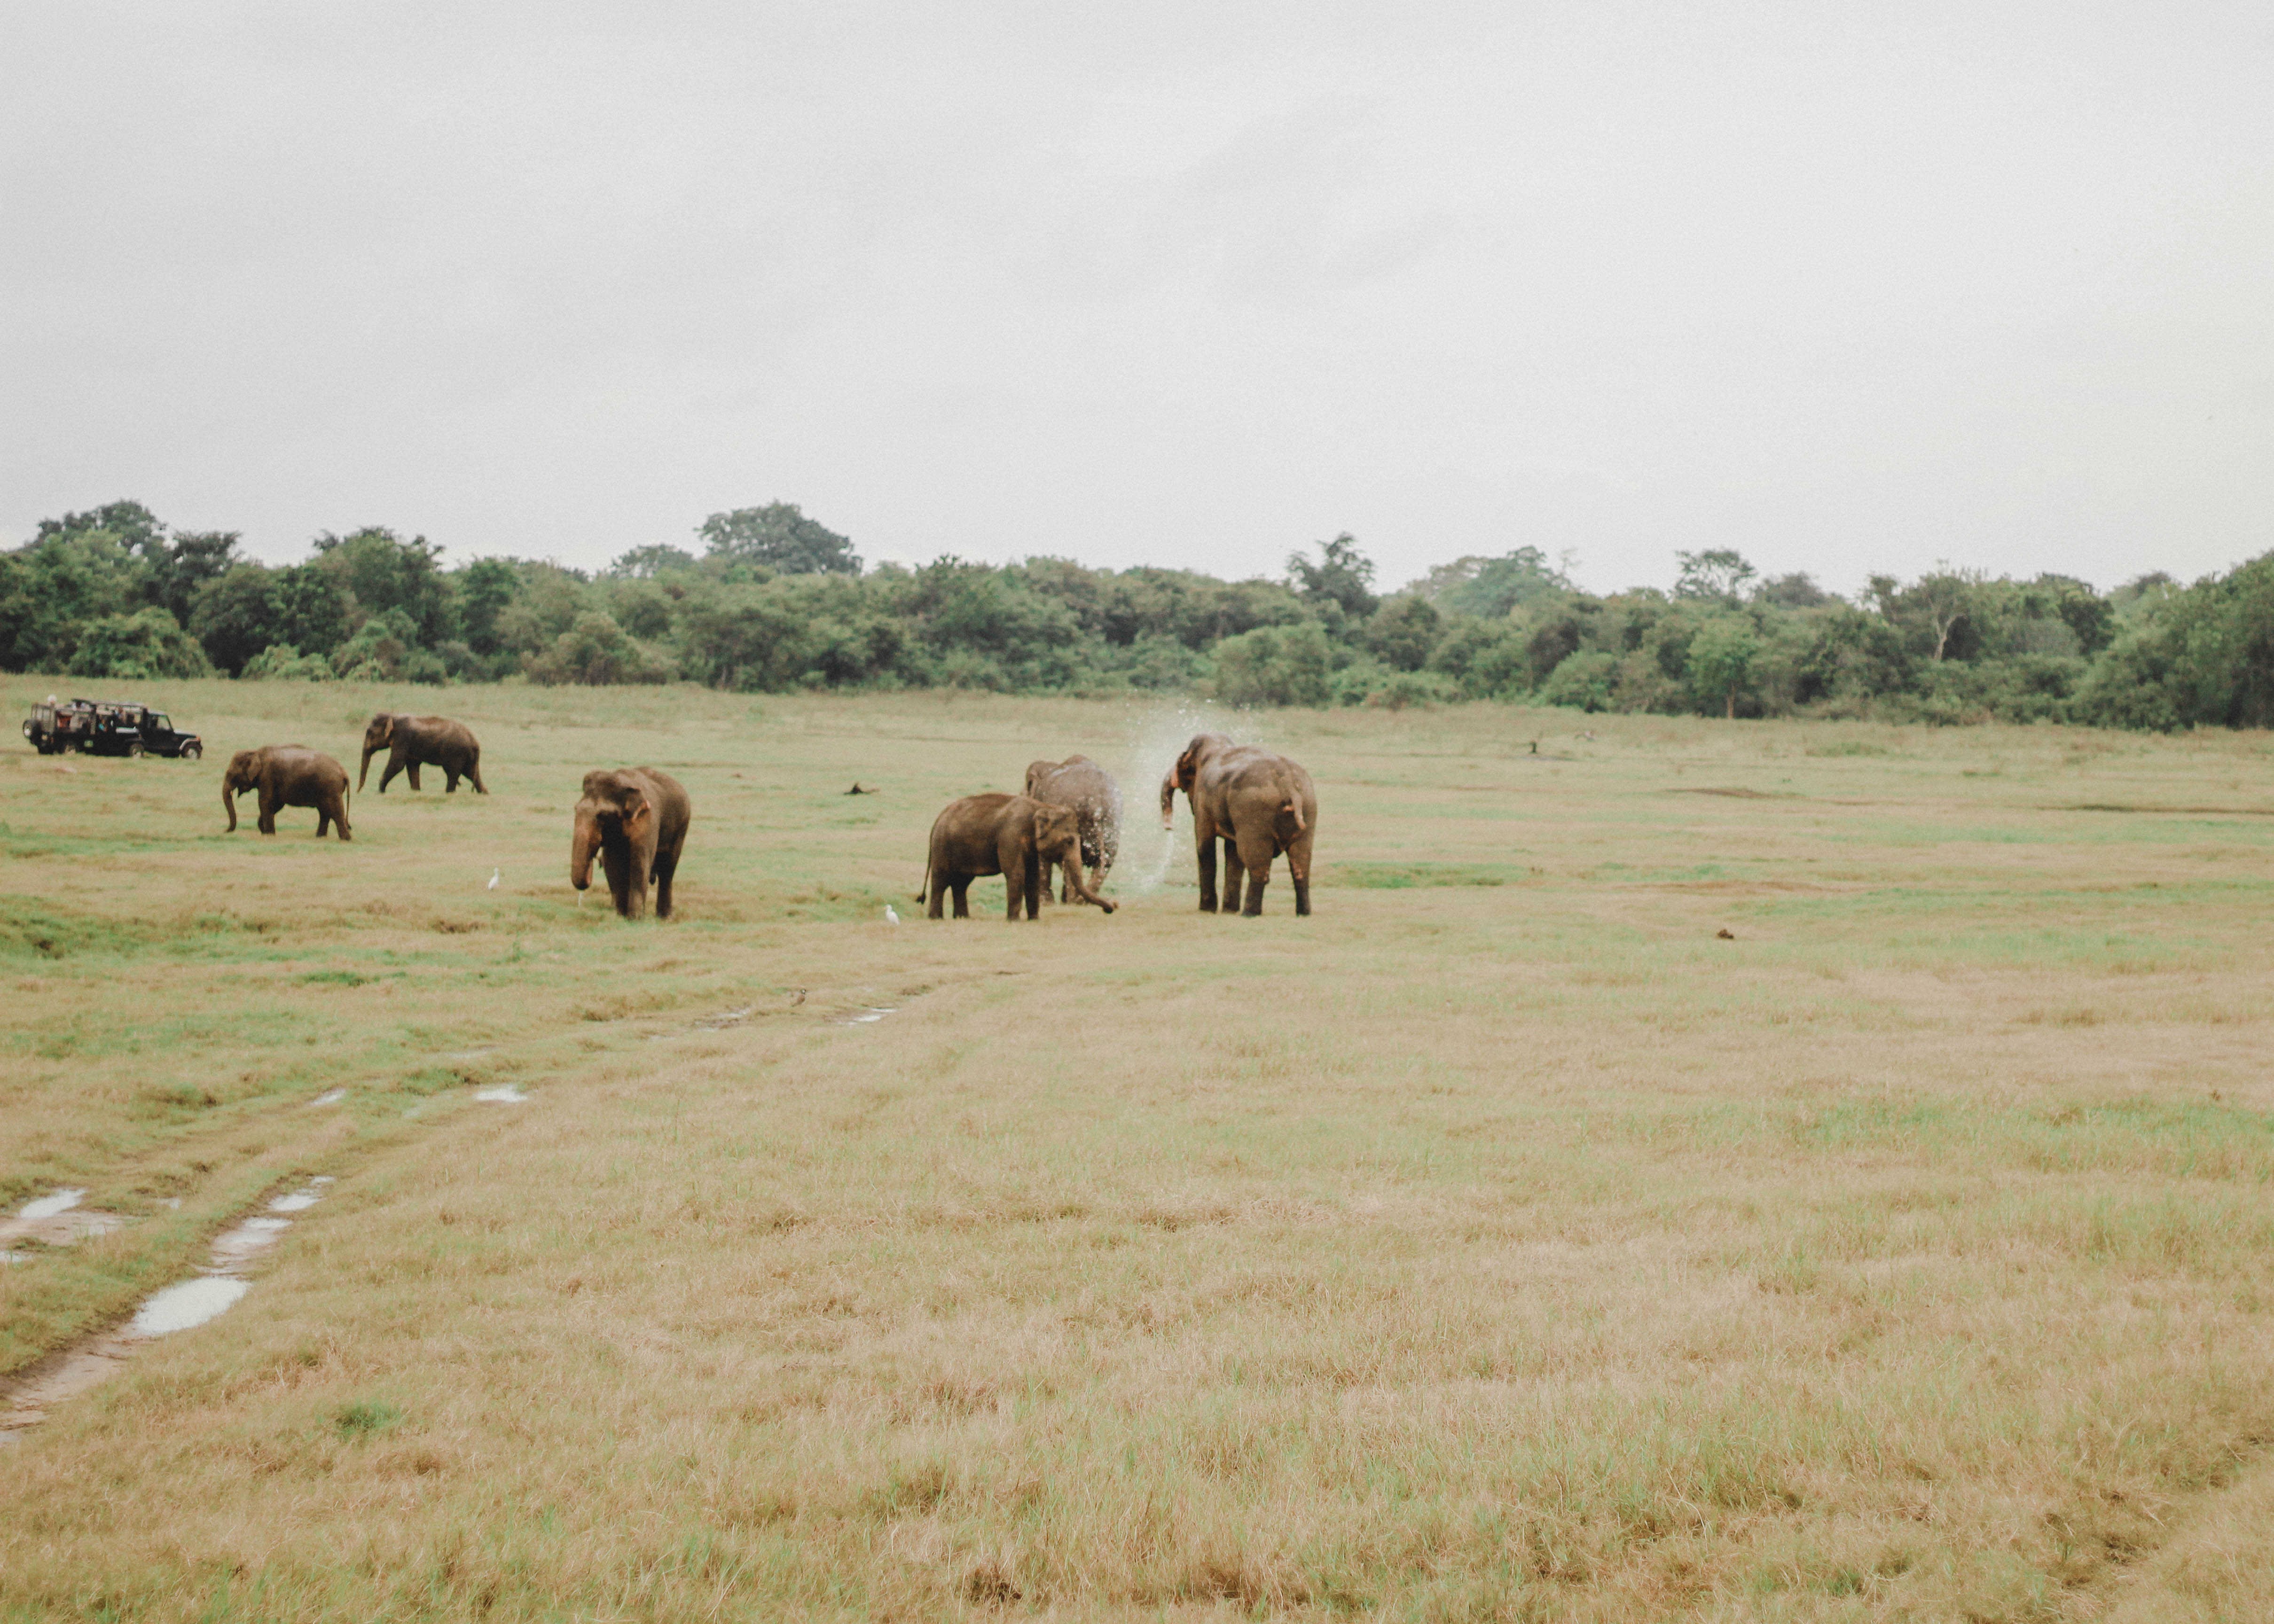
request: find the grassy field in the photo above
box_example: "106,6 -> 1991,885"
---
6,677 -> 2274,1622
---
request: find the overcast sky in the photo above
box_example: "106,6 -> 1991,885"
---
3,2 -> 2267,597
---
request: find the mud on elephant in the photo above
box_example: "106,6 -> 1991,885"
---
223,746 -> 353,840
360,713 -> 486,794
571,768 -> 691,919
1161,733 -> 1316,916
1023,755 -> 1121,906
918,793 -> 1117,921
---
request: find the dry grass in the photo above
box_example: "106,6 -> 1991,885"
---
5,677 -> 2274,1619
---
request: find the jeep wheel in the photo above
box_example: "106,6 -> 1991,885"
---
180,742 -> 202,760
127,740 -> 146,758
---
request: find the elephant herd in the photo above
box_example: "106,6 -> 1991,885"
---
220,712 -> 688,920
218,713 -> 1319,923
923,734 -> 1318,921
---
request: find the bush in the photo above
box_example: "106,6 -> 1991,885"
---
64,609 -> 213,680
1538,650 -> 1617,711
1210,624 -> 1334,708
241,644 -> 334,681
523,613 -> 672,685
1362,671 -> 1459,710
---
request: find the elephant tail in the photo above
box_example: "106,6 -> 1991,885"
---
914,850 -> 932,906
1278,771 -> 1307,832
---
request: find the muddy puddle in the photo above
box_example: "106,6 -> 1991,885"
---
0,1177 -> 333,1441
691,1006 -> 755,1030
474,1084 -> 527,1103
1,1189 -> 128,1264
838,1007 -> 897,1025
309,1086 -> 348,1108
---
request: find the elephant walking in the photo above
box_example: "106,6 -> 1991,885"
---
1161,734 -> 1316,916
1023,755 -> 1121,906
571,768 -> 691,919
223,747 -> 353,840
360,713 -> 486,794
918,793 -> 1117,921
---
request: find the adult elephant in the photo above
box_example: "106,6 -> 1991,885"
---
918,794 -> 1117,921
1161,734 -> 1316,916
570,768 -> 691,919
360,713 -> 486,794
223,747 -> 352,840
1023,755 -> 1121,906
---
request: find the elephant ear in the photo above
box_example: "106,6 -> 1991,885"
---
622,795 -> 653,839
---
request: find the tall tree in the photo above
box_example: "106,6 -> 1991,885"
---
1287,533 -> 1379,619
698,504 -> 860,575
1673,549 -> 1757,603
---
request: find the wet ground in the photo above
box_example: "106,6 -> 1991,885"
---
0,1177 -> 333,1441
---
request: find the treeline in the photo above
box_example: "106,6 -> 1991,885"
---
5,499 -> 2273,730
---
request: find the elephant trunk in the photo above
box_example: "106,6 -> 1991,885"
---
358,741 -> 379,791
1059,851 -> 1116,914
222,777 -> 239,832
1159,772 -> 1177,831
570,806 -> 601,893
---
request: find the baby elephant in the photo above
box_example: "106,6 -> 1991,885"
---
223,746 -> 352,840
918,793 -> 1117,921
571,768 -> 691,919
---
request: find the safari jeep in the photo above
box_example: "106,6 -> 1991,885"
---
23,696 -> 204,759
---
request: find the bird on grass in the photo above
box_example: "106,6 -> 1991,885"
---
885,904 -> 901,924
487,867 -> 500,891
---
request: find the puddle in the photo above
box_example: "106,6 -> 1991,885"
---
838,1007 -> 896,1025
692,1006 -> 754,1031
308,1087 -> 348,1108
0,1177 -> 333,1441
1,1189 -> 130,1257
128,1277 -> 251,1336
447,1047 -> 495,1061
474,1084 -> 527,1103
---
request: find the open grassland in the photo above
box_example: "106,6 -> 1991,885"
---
7,678 -> 2274,1621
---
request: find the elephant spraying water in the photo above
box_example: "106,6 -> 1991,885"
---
1161,734 -> 1316,916
1023,755 -> 1121,906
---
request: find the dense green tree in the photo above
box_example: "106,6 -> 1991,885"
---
698,503 -> 860,576
1674,549 -> 1757,603
608,544 -> 701,578
189,564 -> 280,675
312,527 -> 454,646
1411,547 -> 1571,618
65,607 -> 213,679
1287,533 -> 1379,620
1368,595 -> 1443,672
1685,616 -> 1761,718
456,558 -> 521,656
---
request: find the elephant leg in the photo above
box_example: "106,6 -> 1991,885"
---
407,762 -> 423,791
1196,831 -> 1218,913
653,847 -> 680,919
1288,834 -> 1313,917
1220,837 -> 1245,915
469,761 -> 487,794
445,767 -> 461,793
378,756 -> 403,794
259,789 -> 279,835
1236,830 -> 1276,916
951,879 -> 972,919
335,796 -> 352,840
316,807 -> 331,838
